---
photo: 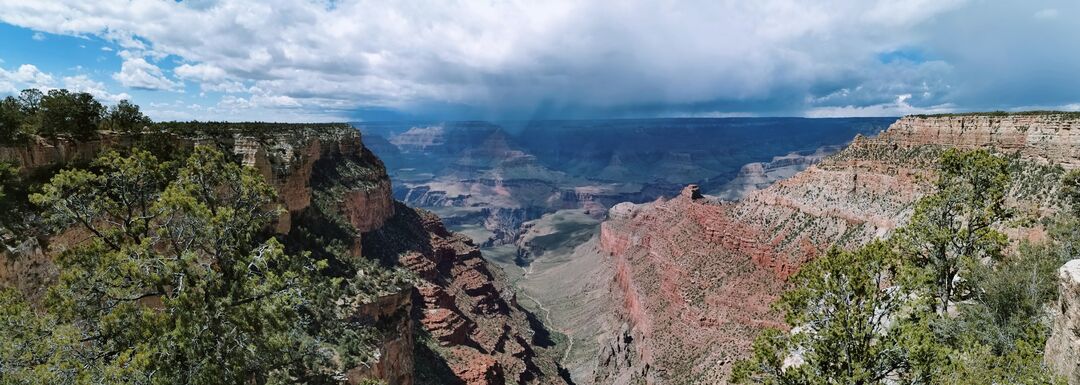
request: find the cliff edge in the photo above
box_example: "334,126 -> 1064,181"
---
0,126 -> 567,385
594,113 -> 1075,384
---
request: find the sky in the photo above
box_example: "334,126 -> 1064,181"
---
0,0 -> 1078,122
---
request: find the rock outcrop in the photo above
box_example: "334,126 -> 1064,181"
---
0,127 -> 398,297
712,145 -> 839,200
0,126 -> 565,385
346,290 -> 416,385
370,118 -> 890,249
0,127 -> 414,384
1047,259 -> 1080,384
363,203 -> 569,385
593,113 -> 1077,383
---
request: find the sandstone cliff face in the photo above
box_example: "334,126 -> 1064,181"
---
0,127 -> 563,385
598,186 -> 787,384
0,128 -> 413,384
594,114 -> 1076,384
711,145 -> 839,201
347,290 -> 416,385
0,129 -> 398,297
887,114 -> 1080,168
1047,259 -> 1080,384
362,203 -> 570,385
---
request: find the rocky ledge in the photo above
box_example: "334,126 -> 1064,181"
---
593,113 -> 1076,384
0,126 -> 565,385
1046,259 -> 1080,384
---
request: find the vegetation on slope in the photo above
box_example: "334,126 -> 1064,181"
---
733,149 -> 1070,384
0,90 -> 404,384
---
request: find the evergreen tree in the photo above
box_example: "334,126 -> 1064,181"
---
0,96 -> 26,144
104,100 -> 151,134
896,149 -> 1010,312
732,241 -> 912,385
735,149 -> 1064,384
17,88 -> 42,116
1,147 -> 370,384
37,89 -> 104,139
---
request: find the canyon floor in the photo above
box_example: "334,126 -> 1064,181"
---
358,118 -> 894,384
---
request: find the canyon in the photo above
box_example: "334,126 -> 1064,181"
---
5,114 -> 1080,384
573,114 -> 1077,384
359,117 -> 899,384
359,118 -> 891,249
0,126 -> 567,385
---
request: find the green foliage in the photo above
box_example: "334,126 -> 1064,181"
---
0,162 -> 24,245
1060,169 -> 1080,216
37,89 -> 105,140
0,147 -> 377,383
735,149 -> 1065,384
941,339 -> 1066,385
150,121 -> 353,139
897,148 -> 1011,312
732,241 -> 911,385
939,241 -> 1067,354
103,100 -> 152,134
0,88 -> 359,145
731,328 -> 797,385
0,162 -> 14,212
17,89 -> 43,115
0,288 -> 89,384
0,96 -> 28,144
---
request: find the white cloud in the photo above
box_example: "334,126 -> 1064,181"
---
143,98 -> 344,122
31,31 -> 44,41
174,63 -> 246,93
174,63 -> 226,83
0,62 -> 134,106
63,74 -> 131,103
0,64 -> 54,92
112,51 -> 181,91
805,94 -> 954,117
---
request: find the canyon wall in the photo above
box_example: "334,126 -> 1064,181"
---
363,203 -> 569,385
0,127 -> 565,385
1047,259 -> 1080,384
594,113 -> 1075,384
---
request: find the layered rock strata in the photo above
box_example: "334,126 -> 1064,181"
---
595,113 -> 1076,383
363,203 -> 569,385
0,126 -> 564,385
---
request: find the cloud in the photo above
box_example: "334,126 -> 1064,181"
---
805,94 -> 954,117
31,31 -> 44,41
0,64 -> 54,92
0,0 -> 1077,119
63,74 -> 131,103
112,51 -> 181,91
0,62 -> 135,106
174,63 -> 247,92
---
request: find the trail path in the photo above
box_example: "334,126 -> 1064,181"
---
519,261 -> 575,366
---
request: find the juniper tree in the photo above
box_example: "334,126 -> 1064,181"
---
896,149 -> 1010,313
732,241 -> 912,385
0,147 -> 370,384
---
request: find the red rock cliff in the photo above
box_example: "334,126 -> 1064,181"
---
0,126 -> 564,385
595,113 -> 1076,384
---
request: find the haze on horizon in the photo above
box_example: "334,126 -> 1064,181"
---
0,0 -> 1077,122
